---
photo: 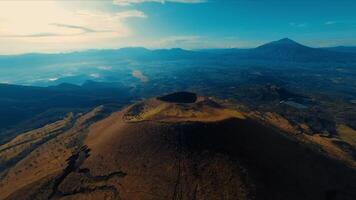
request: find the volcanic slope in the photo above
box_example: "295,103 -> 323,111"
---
1,92 -> 355,200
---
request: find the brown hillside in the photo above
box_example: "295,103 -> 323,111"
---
0,94 -> 355,200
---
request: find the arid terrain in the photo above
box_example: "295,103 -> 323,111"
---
1,0 -> 356,199
0,92 -> 355,200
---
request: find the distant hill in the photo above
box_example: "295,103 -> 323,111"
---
242,38 -> 356,63
196,48 -> 250,54
0,47 -> 200,65
195,38 -> 356,64
252,38 -> 313,56
322,46 -> 356,53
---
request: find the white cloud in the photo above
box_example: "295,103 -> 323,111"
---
48,77 -> 59,81
0,1 -> 146,54
324,20 -> 356,26
289,22 -> 307,28
325,21 -> 337,25
90,73 -> 101,78
98,66 -> 113,71
113,0 -> 205,6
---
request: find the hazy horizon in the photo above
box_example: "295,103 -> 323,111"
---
1,37 -> 355,56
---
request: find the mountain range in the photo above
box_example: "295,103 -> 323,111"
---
1,38 -> 356,65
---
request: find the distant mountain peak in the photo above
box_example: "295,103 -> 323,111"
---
255,38 -> 309,51
268,38 -> 304,46
276,38 -> 298,44
118,47 -> 150,52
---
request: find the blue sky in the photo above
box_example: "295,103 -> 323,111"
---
0,0 -> 355,54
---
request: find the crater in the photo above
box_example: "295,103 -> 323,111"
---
157,91 -> 197,103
